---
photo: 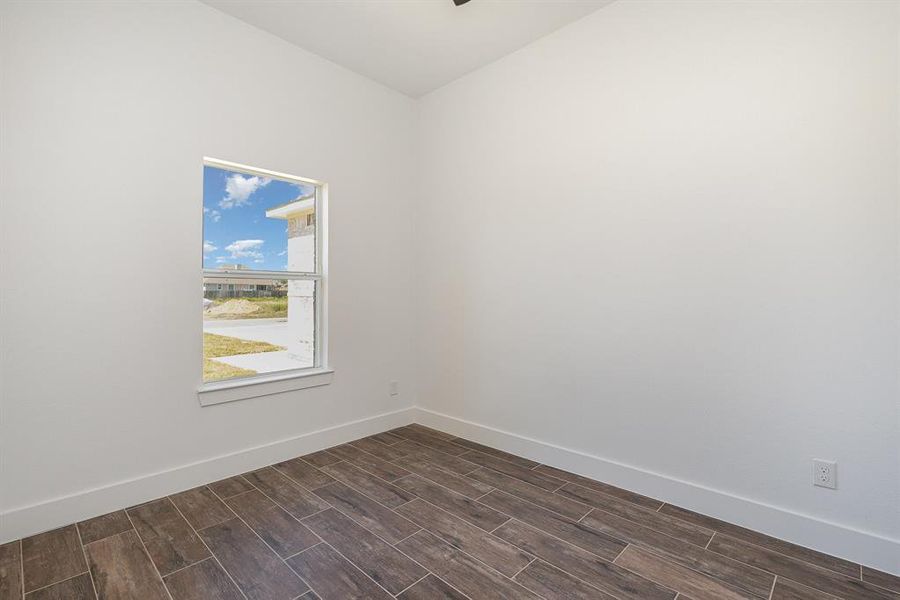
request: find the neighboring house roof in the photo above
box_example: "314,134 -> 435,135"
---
266,195 -> 315,219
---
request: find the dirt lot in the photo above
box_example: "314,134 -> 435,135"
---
204,297 -> 287,320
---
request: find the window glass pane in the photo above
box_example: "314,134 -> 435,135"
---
202,279 -> 316,382
203,165 -> 316,273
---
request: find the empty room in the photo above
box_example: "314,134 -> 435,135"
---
0,0 -> 898,598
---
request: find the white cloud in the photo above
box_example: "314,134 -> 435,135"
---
203,241 -> 217,254
203,207 -> 222,222
219,174 -> 271,209
293,183 -> 314,197
277,250 -> 287,256
225,239 -> 264,260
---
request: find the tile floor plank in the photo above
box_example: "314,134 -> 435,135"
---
534,465 -> 663,510
77,511 -> 133,545
21,525 -> 87,593
350,437 -> 409,461
396,530 -> 542,599
394,474 -> 510,532
404,424 -> 459,441
462,451 -> 564,491
319,461 -> 415,508
397,498 -> 532,578
272,458 -> 335,490
770,577 -> 842,600
207,476 -> 255,500
302,450 -> 342,467
615,544 -> 756,600
85,530 -> 169,600
481,491 -> 626,562
396,574 -> 466,599
311,482 -> 419,544
582,510 -> 774,599
515,559 -> 618,600
392,441 -> 481,475
708,535 -> 899,600
224,490 -> 319,558
0,541 -> 23,600
326,444 -> 411,481
24,572 -> 94,600
163,559 -> 243,600
468,468 -> 591,520
659,503 -> 860,578
559,484 -> 714,546
242,467 -> 330,520
303,508 -> 426,595
393,454 -> 492,498
199,518 -> 308,600
169,487 -> 234,531
450,438 -> 539,469
493,519 -> 675,600
864,567 -> 900,594
127,498 -> 210,576
389,427 -> 469,456
286,543 -> 392,599
369,432 -> 406,446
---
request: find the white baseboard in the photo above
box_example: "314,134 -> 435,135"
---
414,407 -> 900,576
0,407 -> 416,544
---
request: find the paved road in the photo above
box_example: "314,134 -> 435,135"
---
203,318 -> 290,347
214,350 -> 313,372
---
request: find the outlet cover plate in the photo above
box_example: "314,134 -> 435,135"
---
813,459 -> 837,489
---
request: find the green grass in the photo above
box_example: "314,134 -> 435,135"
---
202,332 -> 286,382
203,332 -> 285,358
205,297 -> 287,320
203,359 -> 256,382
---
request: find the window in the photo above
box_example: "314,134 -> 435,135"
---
201,158 -> 327,393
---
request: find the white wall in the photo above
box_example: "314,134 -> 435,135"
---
416,0 -> 900,567
0,0 -> 417,536
2,0 -> 898,572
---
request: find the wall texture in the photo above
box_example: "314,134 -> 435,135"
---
0,0 -> 417,536
415,0 -> 899,568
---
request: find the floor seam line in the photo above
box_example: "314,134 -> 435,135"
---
74,522 -> 100,600
120,511 -> 174,600
165,495 -> 249,600
392,572 -> 429,597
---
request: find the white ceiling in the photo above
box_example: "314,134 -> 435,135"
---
201,0 -> 613,97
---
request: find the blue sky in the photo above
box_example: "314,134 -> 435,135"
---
203,165 -> 313,271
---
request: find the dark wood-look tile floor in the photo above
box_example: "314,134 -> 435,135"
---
1,422 -> 897,599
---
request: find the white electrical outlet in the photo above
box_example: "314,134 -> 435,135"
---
813,459 -> 837,489
389,381 -> 400,396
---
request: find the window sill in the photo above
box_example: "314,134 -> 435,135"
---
198,368 -> 334,406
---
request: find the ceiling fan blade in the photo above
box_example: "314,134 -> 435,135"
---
453,0 -> 472,5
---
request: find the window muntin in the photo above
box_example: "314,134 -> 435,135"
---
202,159 -> 325,384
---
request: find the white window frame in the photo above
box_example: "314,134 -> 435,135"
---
198,157 -> 331,406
